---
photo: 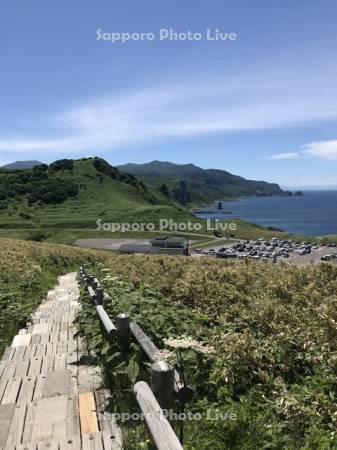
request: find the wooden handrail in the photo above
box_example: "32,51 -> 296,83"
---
134,381 -> 183,450
96,305 -> 118,338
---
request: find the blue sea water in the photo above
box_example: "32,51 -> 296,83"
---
194,191 -> 337,236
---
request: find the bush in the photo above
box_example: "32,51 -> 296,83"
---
49,159 -> 74,172
78,257 -> 337,449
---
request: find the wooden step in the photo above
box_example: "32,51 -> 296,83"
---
14,431 -> 120,449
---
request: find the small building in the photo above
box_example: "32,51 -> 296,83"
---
119,236 -> 189,256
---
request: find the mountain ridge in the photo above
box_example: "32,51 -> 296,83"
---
118,160 -> 287,206
1,160 -> 43,170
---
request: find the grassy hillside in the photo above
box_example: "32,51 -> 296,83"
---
0,238 -> 106,353
1,238 -> 337,448
0,157 -> 191,229
78,254 -> 337,449
118,160 -> 288,207
0,157 -> 324,245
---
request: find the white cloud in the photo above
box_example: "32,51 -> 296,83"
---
301,140 -> 337,160
268,152 -> 300,160
1,65 -> 337,155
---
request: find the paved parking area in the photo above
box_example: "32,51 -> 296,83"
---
192,240 -> 337,266
74,238 -> 151,251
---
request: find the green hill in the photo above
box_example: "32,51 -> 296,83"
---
1,160 -> 43,170
118,160 -> 287,206
0,157 -> 191,230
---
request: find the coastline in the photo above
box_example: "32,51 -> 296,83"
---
193,191 -> 337,237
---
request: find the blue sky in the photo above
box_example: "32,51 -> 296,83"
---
1,0 -> 337,188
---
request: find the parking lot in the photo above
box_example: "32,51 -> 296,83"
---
192,238 -> 337,265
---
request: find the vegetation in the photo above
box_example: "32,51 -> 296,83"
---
76,254 -> 337,449
0,157 -> 191,230
0,238 -> 103,354
0,156 -> 330,246
118,160 -> 287,207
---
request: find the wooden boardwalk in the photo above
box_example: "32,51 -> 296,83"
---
0,273 -> 122,450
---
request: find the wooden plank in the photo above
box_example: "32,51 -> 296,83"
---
30,396 -> 69,442
17,376 -> 36,405
0,362 -> 7,379
15,443 -> 36,450
102,429 -> 123,450
77,365 -> 102,394
59,434 -> 81,450
36,438 -> 59,450
30,334 -> 42,345
0,379 -> 8,403
57,341 -> 67,355
35,344 -> 47,358
1,377 -> 22,405
32,375 -> 45,402
45,342 -> 56,357
95,390 -> 123,449
38,334 -> 49,345
27,357 -> 42,377
21,401 -> 36,444
23,344 -> 37,360
41,355 -> 55,375
54,354 -> 66,371
14,359 -> 30,377
134,381 -> 183,450
12,346 -> 27,361
66,396 -> 80,437
30,323 -> 49,335
12,335 -> 31,347
0,403 -> 15,448
49,331 -> 60,344
42,370 -> 72,398
1,348 -> 12,362
59,331 -> 68,342
1,361 -> 17,382
79,392 -> 99,434
4,403 -> 27,449
82,432 -> 103,450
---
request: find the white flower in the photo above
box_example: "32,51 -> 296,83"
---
164,336 -> 214,354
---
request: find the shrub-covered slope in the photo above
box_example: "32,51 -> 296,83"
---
78,255 -> 337,449
0,157 -> 189,229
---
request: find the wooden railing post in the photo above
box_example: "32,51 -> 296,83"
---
96,287 -> 104,305
116,314 -> 130,346
151,360 -> 175,411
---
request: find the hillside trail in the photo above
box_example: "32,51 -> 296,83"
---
0,272 -> 122,450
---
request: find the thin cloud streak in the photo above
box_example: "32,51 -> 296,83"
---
1,67 -> 337,155
268,152 -> 300,160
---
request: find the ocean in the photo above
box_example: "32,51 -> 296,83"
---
194,191 -> 337,236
